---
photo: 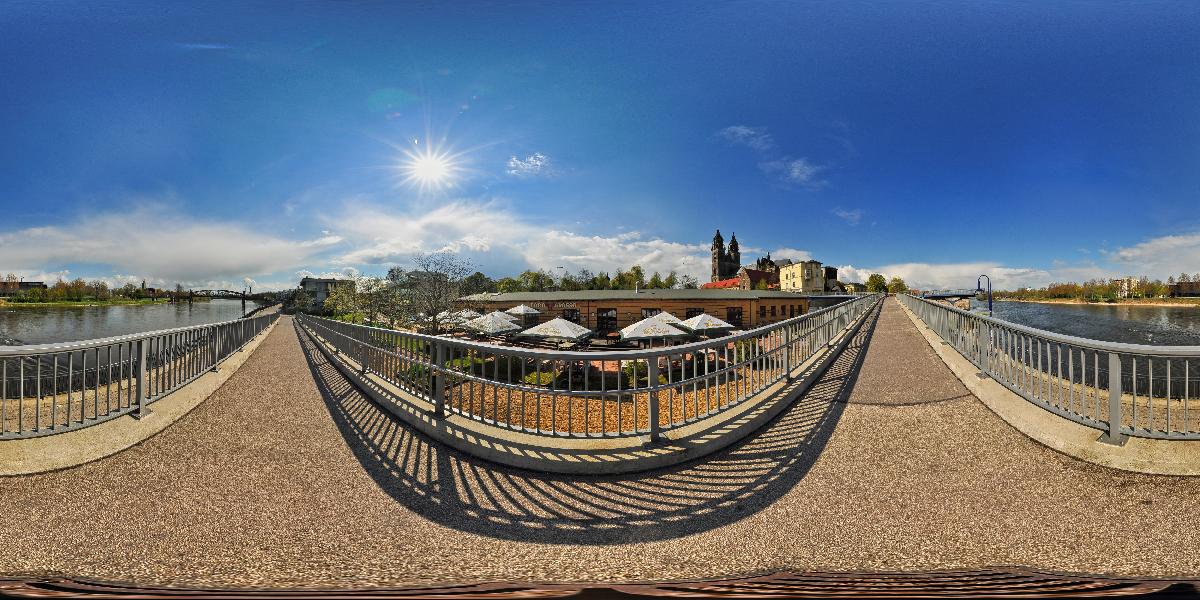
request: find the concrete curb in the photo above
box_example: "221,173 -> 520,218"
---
299,299 -> 878,474
895,300 -> 1200,476
0,318 -> 281,476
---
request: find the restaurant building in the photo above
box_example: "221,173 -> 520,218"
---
455,289 -> 813,332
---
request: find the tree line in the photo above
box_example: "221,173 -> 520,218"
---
288,256 -> 705,333
996,274 -> 1197,301
863,273 -> 908,294
485,266 -> 699,294
1,274 -> 157,303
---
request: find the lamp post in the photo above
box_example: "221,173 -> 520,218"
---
976,274 -> 992,316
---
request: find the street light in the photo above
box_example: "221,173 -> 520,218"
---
976,274 -> 992,315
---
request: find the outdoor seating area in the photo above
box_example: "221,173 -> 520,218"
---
435,304 -> 738,352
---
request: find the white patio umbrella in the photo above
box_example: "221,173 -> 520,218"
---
485,310 -> 520,322
466,313 -> 522,336
454,309 -> 483,320
518,317 -> 592,341
650,311 -> 684,326
620,316 -> 689,346
505,304 -> 541,316
678,313 -> 735,334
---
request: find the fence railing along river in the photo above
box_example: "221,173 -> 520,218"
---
0,312 -> 278,438
899,293 -> 1200,441
297,294 -> 880,441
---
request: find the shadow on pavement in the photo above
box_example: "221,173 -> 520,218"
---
295,302 -> 881,545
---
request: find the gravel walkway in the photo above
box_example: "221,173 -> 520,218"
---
3,302 -> 1199,587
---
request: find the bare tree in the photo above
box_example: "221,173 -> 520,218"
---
405,251 -> 471,333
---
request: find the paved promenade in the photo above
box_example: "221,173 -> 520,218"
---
3,299 -> 1200,587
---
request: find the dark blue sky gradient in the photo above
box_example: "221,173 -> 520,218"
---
2,1 -> 1198,288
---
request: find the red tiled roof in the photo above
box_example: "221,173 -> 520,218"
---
701,277 -> 741,289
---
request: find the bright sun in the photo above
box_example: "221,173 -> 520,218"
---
400,146 -> 460,192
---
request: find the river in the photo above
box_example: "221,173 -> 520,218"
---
984,299 -> 1200,346
0,299 -> 260,345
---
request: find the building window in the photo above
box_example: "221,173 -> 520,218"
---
770,305 -> 776,317
789,305 -> 795,318
641,308 -> 661,319
759,306 -> 766,319
726,307 -> 743,327
685,307 -> 704,318
562,309 -> 580,323
596,308 -> 617,332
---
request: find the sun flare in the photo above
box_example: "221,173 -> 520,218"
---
399,145 -> 462,192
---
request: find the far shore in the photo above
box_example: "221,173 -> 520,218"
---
0,298 -> 184,308
996,297 -> 1200,308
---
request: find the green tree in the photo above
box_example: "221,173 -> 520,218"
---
496,277 -> 522,293
865,274 -> 887,293
460,271 -> 497,296
647,271 -> 665,289
679,274 -> 698,289
664,271 -> 679,289
887,276 -> 908,293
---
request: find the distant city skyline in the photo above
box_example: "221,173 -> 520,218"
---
2,1 -> 1199,291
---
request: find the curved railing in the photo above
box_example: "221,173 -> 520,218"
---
297,294 -> 880,440
898,293 -> 1200,441
0,312 -> 279,439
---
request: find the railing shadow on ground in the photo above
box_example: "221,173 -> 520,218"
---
294,302 -> 881,545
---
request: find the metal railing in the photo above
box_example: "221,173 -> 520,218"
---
898,294 -> 1200,441
0,312 -> 279,439
298,294 -> 880,440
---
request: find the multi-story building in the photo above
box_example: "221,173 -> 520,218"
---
1170,281 -> 1200,297
299,277 -> 354,307
780,260 -> 839,293
0,281 -> 47,297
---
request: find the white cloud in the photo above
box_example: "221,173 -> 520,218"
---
769,247 -> 814,262
834,262 -> 1109,291
760,157 -> 827,187
831,207 -> 863,225
1107,232 -> 1200,279
325,200 -> 712,281
716,125 -> 774,151
506,153 -> 553,177
0,205 -> 340,283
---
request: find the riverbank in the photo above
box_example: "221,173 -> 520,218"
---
996,297 -> 1200,308
0,298 -> 182,308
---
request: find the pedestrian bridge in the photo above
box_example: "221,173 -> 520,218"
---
2,297 -> 1200,588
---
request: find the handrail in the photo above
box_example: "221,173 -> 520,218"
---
898,293 -> 1199,441
1,312 -> 279,439
298,294 -> 881,440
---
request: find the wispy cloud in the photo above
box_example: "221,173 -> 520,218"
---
831,207 -> 863,225
715,125 -> 774,151
760,157 -> 827,187
176,42 -> 233,51
506,153 -> 553,177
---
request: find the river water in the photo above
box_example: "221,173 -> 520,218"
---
982,300 -> 1200,346
0,299 -> 259,345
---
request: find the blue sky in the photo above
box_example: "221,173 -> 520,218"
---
2,0 -> 1199,290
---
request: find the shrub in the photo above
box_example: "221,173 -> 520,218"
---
522,371 -> 556,386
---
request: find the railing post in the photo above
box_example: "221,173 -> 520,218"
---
1101,352 -> 1127,445
783,325 -> 793,382
135,338 -> 149,418
432,342 -> 447,416
358,326 -> 368,374
647,357 -> 661,443
210,325 -> 221,373
975,319 -> 988,374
